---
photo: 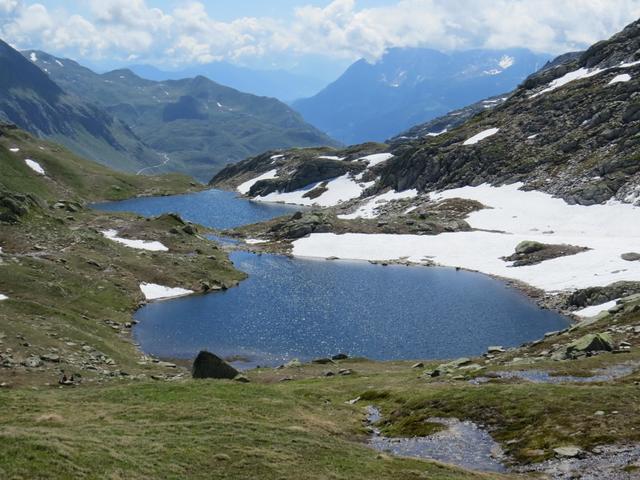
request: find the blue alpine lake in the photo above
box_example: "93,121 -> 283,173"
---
93,188 -> 300,230
95,188 -> 569,367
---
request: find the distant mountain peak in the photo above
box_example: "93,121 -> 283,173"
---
293,47 -> 551,145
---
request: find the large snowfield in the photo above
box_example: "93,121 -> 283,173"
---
293,183 -> 640,293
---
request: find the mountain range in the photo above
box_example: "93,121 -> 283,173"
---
213,19 -> 640,210
19,49 -> 337,181
293,47 -> 551,144
0,40 -> 164,173
129,63 -> 329,102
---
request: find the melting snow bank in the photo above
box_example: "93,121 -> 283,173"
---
25,159 -> 45,175
257,174 -> 374,207
366,406 -> 506,473
140,283 -> 194,301
463,128 -> 499,145
293,184 -> 640,292
338,189 -> 418,219
101,230 -> 168,252
531,60 -> 640,98
0,294 -> 8,301
358,153 -> 394,167
574,299 -> 621,318
237,169 -> 278,195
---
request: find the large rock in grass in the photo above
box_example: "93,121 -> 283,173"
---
566,333 -> 613,358
192,351 -> 239,379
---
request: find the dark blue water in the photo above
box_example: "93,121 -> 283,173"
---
97,189 -> 568,367
93,188 -> 299,230
134,251 -> 568,367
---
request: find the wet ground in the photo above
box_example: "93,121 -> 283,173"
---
365,406 -> 507,473
516,444 -> 640,479
470,361 -> 639,385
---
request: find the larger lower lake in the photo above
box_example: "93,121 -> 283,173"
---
95,189 -> 569,367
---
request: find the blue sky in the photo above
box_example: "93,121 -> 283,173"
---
2,0 -> 640,74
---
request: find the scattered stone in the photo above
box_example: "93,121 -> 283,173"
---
411,362 -> 425,369
40,353 -> 60,363
515,240 -> 545,255
621,252 -> 640,262
338,369 -> 353,376
346,396 -> 361,405
191,351 -> 239,380
284,359 -> 302,368
487,346 -> 506,354
566,332 -> 614,357
233,375 -> 250,383
331,353 -> 349,360
323,370 -> 335,377
553,446 -> 583,458
312,357 -> 334,365
22,356 -> 43,368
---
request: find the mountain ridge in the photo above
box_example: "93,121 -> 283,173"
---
23,49 -> 339,181
0,41 -> 164,173
293,47 -> 551,144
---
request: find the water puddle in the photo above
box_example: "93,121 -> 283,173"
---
365,406 -> 506,473
471,362 -> 639,385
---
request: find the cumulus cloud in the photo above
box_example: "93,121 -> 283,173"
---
1,0 -> 640,66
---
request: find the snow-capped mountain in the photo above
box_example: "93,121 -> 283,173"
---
292,47 -> 551,144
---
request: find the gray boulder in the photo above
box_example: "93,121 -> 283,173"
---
192,351 -> 239,379
515,241 -> 546,255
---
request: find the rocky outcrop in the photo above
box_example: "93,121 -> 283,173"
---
191,351 -> 239,380
503,242 -> 589,267
0,191 -> 45,223
211,19 -> 640,209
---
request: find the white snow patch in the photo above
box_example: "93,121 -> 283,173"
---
499,55 -> 515,69
531,68 -> 604,98
527,134 -> 539,139
29,52 -> 37,62
25,159 -> 45,175
217,102 -> 223,108
426,129 -> 447,137
55,59 -> 64,67
609,73 -> 631,85
317,155 -> 346,161
338,189 -> 418,220
258,174 -> 373,207
101,230 -> 168,252
9,147 -> 19,152
237,169 -> 278,195
246,238 -> 268,244
574,299 -> 620,318
140,283 -> 193,301
359,153 -> 394,167
270,154 -> 285,160
294,183 -> 640,293
463,128 -> 499,145
404,206 -> 418,214
0,294 -> 8,301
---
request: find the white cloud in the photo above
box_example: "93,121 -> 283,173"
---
1,0 -> 640,67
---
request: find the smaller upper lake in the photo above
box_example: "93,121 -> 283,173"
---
93,188 -> 299,230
